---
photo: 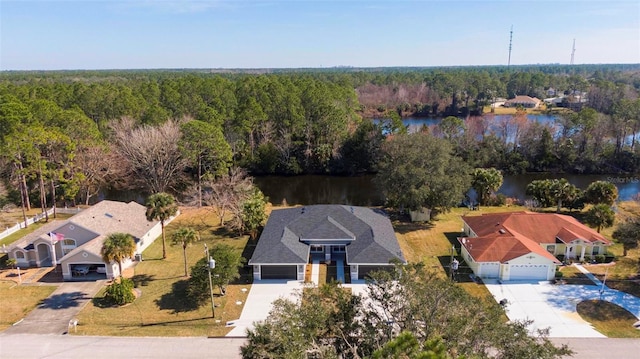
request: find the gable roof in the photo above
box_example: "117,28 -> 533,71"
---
68,200 -> 156,239
249,205 -> 405,265
461,211 -> 609,264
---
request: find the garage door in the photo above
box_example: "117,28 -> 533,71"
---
509,264 -> 548,280
358,265 -> 394,280
260,265 -> 297,279
479,263 -> 500,278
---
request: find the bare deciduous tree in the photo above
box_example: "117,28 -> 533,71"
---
201,167 -> 253,226
75,145 -> 127,205
111,118 -> 187,193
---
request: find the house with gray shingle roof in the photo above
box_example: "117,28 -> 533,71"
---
7,200 -> 175,280
249,205 -> 405,281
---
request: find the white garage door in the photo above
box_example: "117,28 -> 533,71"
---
479,263 -> 500,278
509,264 -> 548,280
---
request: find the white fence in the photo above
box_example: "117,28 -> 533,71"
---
0,206 -> 84,241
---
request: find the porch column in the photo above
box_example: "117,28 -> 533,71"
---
580,246 -> 586,262
350,265 -> 358,281
253,265 -> 261,281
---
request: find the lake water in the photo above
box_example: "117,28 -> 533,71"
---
99,173 -> 638,206
374,114 -> 558,134
254,174 -> 640,206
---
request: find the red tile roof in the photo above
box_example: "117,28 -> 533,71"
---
460,211 -> 609,263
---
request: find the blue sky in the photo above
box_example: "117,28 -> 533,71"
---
1,0 -> 638,70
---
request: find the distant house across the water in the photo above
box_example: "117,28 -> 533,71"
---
504,95 -> 541,109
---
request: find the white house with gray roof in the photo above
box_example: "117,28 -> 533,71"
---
7,200 -> 174,280
249,205 -> 406,281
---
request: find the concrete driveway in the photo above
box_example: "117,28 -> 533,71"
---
225,279 -> 370,337
2,280 -> 105,335
484,280 -> 640,338
225,280 -> 303,337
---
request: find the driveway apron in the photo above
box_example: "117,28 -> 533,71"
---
2,281 -> 105,335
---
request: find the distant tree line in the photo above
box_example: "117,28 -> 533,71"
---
0,65 -> 639,210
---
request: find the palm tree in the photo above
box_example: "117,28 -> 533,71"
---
101,232 -> 136,280
145,192 -> 178,259
171,226 -> 199,277
584,204 -> 615,233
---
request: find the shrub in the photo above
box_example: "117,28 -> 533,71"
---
556,254 -> 565,263
104,278 -> 135,306
605,255 -> 615,263
555,270 -> 564,279
595,254 -> 606,263
583,255 -> 592,263
486,193 -> 507,206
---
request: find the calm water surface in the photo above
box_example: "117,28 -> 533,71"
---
254,174 -> 639,206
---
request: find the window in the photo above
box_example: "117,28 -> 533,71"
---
15,251 -> 25,259
332,245 -> 345,253
62,238 -> 77,255
592,246 -> 599,255
546,245 -> 555,253
310,245 -> 323,253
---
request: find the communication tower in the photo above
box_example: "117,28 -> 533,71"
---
570,39 -> 576,65
508,25 -> 513,67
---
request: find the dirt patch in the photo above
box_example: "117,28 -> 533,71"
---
0,266 -> 57,284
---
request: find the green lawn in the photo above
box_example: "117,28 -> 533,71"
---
577,300 -> 640,338
75,207 -> 253,337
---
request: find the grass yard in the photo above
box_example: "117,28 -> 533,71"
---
75,207 -> 253,337
577,300 -> 640,338
0,281 -> 57,331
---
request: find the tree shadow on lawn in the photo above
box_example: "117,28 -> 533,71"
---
155,279 -> 199,313
131,274 -> 155,288
393,220 -> 435,235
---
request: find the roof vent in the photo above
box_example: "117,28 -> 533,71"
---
105,213 -> 113,218
499,229 -> 506,234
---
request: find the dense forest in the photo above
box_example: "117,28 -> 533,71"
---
1,64 -> 639,207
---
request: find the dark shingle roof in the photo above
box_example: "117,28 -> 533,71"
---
249,205 -> 405,265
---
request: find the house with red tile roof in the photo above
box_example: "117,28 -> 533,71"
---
458,211 -> 611,281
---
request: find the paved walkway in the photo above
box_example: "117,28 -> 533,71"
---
336,258 -> 345,283
225,280 -> 303,337
573,263 -> 603,286
311,259 -> 320,285
2,280 -> 105,335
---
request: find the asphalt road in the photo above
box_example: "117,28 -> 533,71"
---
1,335 -> 639,358
552,338 -> 640,359
0,334 -> 246,359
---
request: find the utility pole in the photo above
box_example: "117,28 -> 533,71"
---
204,243 -> 216,318
507,25 -> 513,67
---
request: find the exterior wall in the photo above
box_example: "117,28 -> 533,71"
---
460,245 -> 479,275
137,213 -> 179,254
55,223 -> 98,247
